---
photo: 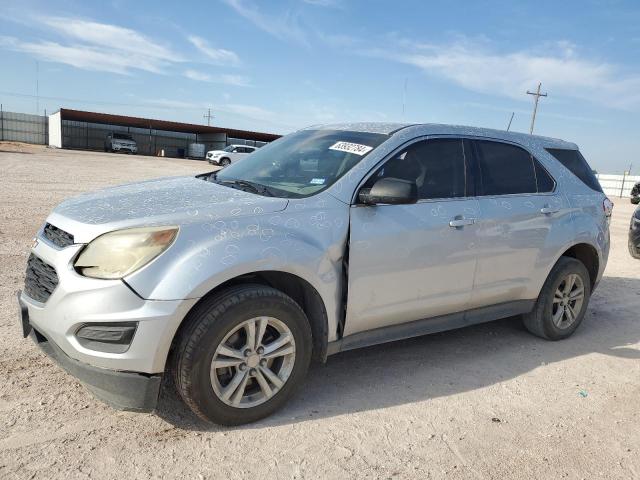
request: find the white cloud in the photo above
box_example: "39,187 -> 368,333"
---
219,103 -> 277,121
0,16 -> 249,85
302,0 -> 340,7
222,0 -> 308,44
1,37 -> 165,74
187,35 -> 240,66
40,16 -> 178,62
184,69 -> 251,87
369,39 -> 640,110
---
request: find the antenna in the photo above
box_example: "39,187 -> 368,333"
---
526,82 -> 547,134
506,112 -> 514,131
402,78 -> 408,120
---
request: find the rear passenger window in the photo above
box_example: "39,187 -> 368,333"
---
545,148 -> 603,192
476,141 -> 537,195
534,161 -> 555,192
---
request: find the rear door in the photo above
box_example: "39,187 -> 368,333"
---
469,139 -> 567,308
344,137 -> 481,336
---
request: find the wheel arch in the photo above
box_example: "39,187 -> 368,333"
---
170,270 -> 329,365
558,242 -> 600,289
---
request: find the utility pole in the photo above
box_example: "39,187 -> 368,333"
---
35,61 -> 39,114
526,82 -> 547,134
203,107 -> 214,126
506,112 -> 514,131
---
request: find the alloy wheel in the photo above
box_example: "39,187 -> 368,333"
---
551,273 -> 585,329
210,316 -> 296,408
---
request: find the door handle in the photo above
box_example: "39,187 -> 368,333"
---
540,206 -> 560,215
449,217 -> 476,228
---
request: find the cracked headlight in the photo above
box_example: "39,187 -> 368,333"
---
74,226 -> 178,279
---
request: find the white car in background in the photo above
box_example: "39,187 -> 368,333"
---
206,145 -> 257,167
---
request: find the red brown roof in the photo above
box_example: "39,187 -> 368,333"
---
58,108 -> 281,142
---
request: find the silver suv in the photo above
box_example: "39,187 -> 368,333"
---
18,123 -> 611,425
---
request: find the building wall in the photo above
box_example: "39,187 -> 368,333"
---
61,120 -> 199,157
48,112 -> 62,148
0,110 -> 48,145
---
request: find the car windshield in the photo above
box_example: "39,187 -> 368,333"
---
215,129 -> 388,198
113,133 -> 133,140
223,145 -> 236,152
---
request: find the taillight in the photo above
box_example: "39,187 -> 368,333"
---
603,197 -> 614,217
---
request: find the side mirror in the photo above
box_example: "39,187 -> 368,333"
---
358,177 -> 418,205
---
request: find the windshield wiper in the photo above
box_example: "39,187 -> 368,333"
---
217,179 -> 275,197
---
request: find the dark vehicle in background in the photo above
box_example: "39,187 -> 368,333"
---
630,182 -> 640,204
105,133 -> 138,154
630,206 -> 640,259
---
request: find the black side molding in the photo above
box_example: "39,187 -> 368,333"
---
327,300 -> 535,355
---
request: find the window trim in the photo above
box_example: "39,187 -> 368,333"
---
350,135 -> 473,205
470,138 -> 556,198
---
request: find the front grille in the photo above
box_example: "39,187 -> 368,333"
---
43,223 -> 74,248
24,254 -> 59,303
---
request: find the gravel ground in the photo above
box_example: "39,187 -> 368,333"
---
1,145 -> 639,480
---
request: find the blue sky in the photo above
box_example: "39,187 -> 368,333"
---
1,0 -> 639,172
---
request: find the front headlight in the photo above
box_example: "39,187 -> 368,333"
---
74,226 -> 178,279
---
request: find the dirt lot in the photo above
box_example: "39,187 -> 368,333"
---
0,145 -> 638,479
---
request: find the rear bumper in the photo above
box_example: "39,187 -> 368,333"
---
27,316 -> 162,412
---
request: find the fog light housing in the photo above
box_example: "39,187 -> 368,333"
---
75,322 -> 138,353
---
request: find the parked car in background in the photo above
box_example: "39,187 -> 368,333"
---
630,181 -> 640,204
630,205 -> 640,259
18,123 -> 612,425
206,144 -> 257,166
105,133 -> 138,154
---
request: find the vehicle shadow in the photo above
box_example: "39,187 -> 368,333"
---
154,275 -> 640,432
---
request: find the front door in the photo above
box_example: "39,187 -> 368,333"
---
344,138 -> 480,336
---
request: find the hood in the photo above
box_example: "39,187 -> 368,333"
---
47,176 -> 288,243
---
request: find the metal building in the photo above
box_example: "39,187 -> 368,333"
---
48,108 -> 280,158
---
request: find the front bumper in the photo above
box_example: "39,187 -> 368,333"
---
207,157 -> 221,165
20,300 -> 161,411
18,235 -> 198,409
112,145 -> 137,153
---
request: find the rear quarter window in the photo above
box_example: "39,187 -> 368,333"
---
545,148 -> 602,192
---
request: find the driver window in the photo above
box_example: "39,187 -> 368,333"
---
364,139 -> 467,200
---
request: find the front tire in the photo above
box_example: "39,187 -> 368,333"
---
220,158 -> 231,167
523,257 -> 591,340
174,285 -> 312,425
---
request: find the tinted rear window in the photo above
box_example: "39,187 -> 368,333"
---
476,141 -> 537,195
545,148 -> 602,192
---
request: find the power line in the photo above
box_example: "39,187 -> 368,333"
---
526,82 -> 547,134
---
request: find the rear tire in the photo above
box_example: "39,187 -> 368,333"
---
173,285 -> 312,425
523,257 -> 591,340
630,237 -> 640,259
